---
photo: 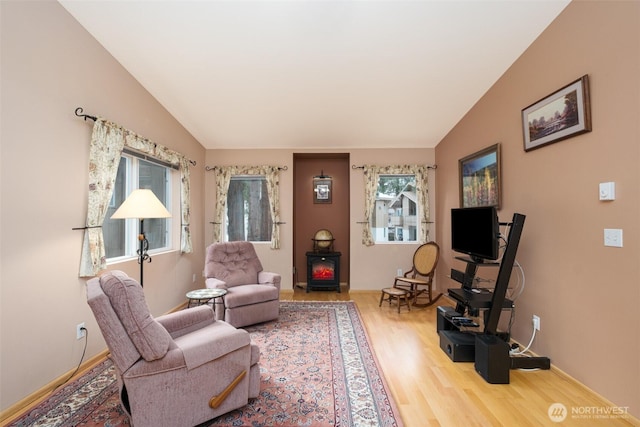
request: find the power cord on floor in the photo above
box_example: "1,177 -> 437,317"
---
52,327 -> 88,393
510,320 -> 536,356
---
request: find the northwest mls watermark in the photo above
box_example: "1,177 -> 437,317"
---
548,403 -> 631,423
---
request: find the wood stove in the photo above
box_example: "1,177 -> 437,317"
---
306,251 -> 341,293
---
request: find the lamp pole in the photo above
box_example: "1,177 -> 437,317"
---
137,218 -> 152,287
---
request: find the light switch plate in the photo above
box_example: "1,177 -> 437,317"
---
604,229 -> 623,247
599,182 -> 615,200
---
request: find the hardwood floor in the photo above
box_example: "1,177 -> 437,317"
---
282,288 -> 639,427
5,288 -> 636,426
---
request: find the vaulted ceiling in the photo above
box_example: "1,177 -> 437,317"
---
59,1 -> 570,150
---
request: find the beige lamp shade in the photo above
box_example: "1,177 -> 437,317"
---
111,189 -> 171,219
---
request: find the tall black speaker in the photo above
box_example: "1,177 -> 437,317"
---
475,334 -> 510,384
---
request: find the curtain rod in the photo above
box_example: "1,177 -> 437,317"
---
75,107 -> 97,122
205,165 -> 288,171
75,107 -> 196,166
351,164 -> 437,170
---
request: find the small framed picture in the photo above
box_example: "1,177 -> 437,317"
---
522,75 -> 591,152
459,143 -> 501,209
313,178 -> 332,204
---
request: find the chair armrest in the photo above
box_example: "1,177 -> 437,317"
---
124,346 -> 187,378
156,305 -> 215,339
174,321 -> 251,370
206,277 -> 227,289
258,271 -> 281,291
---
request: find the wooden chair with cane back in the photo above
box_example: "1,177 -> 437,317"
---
393,242 -> 442,307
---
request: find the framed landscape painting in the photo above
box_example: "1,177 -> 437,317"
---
522,75 -> 591,151
459,143 -> 501,209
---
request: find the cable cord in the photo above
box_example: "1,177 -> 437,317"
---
507,305 -> 516,336
509,259 -> 526,301
511,323 -> 537,356
498,224 -> 526,298
52,327 -> 88,393
503,257 -> 525,338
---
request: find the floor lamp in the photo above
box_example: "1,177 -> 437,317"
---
111,189 -> 171,287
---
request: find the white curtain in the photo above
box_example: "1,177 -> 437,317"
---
79,118 -> 193,277
211,165 -> 282,249
360,164 -> 430,246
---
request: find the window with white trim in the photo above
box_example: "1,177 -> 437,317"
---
104,153 -> 175,260
371,174 -> 419,242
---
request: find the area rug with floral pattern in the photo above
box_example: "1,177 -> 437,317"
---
9,301 -> 402,427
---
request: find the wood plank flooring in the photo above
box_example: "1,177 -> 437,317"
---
5,288 -> 637,426
282,288 -> 639,427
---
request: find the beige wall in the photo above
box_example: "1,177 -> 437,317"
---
204,148 -> 436,291
0,1 -> 206,411
435,0 -> 639,416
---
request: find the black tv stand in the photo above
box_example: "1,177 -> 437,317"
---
439,213 -> 551,383
448,215 -> 524,335
460,256 -> 498,265
450,256 -> 501,308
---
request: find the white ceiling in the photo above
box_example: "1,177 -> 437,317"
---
59,0 -> 570,150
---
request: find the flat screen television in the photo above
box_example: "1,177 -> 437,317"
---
451,206 -> 500,262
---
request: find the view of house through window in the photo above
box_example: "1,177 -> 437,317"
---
104,154 -> 173,260
226,176 -> 272,242
371,174 -> 418,242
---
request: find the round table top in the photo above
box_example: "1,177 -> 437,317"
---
186,288 -> 227,299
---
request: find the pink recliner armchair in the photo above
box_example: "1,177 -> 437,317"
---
204,241 -> 281,328
86,270 -> 260,427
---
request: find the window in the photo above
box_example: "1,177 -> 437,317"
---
211,165 -> 281,248
104,153 -> 174,260
371,175 -> 418,242
225,176 -> 272,242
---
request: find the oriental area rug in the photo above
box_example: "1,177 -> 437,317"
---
9,301 -> 402,427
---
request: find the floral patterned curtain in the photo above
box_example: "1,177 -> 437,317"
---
178,157 -> 192,254
361,165 -> 379,246
211,167 -> 233,244
361,164 -> 430,246
79,119 -> 125,277
211,165 -> 282,249
79,119 -> 193,278
264,166 -> 282,249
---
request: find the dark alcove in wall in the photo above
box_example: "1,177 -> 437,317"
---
293,153 -> 350,290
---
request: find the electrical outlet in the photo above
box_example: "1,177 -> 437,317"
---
76,322 -> 86,340
532,315 -> 540,331
604,229 -> 623,247
397,268 -> 403,276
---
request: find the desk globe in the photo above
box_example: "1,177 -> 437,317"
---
312,229 -> 334,252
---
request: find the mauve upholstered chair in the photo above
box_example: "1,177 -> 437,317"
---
204,241 -> 281,328
86,270 -> 260,427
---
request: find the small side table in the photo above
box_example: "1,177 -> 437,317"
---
186,288 -> 227,309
